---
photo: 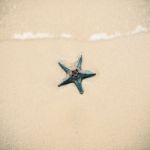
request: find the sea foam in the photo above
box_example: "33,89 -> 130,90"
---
13,25 -> 150,42
88,25 -> 150,42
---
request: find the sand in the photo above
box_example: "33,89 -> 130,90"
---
0,0 -> 150,150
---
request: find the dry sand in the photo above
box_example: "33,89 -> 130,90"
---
0,0 -> 150,150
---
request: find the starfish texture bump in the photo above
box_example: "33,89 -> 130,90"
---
58,55 -> 96,94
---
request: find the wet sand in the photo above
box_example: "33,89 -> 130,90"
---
0,0 -> 150,150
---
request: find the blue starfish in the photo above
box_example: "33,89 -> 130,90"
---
58,55 -> 96,94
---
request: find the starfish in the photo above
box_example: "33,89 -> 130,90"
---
58,55 -> 96,94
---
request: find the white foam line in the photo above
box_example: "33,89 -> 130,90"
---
126,25 -> 149,35
13,32 -> 72,40
88,32 -> 121,41
13,32 -> 54,40
131,25 -> 149,34
89,25 -> 150,42
12,25 -> 150,41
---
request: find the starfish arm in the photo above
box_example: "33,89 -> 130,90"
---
76,55 -> 82,69
74,78 -> 84,94
58,62 -> 70,73
80,70 -> 96,79
58,76 -> 72,87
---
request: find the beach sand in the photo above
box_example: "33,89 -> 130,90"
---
0,0 -> 150,150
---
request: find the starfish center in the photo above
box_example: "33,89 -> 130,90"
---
71,69 -> 79,77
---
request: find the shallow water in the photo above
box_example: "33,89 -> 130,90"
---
0,0 -> 150,41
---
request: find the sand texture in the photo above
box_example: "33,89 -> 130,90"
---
0,0 -> 150,150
